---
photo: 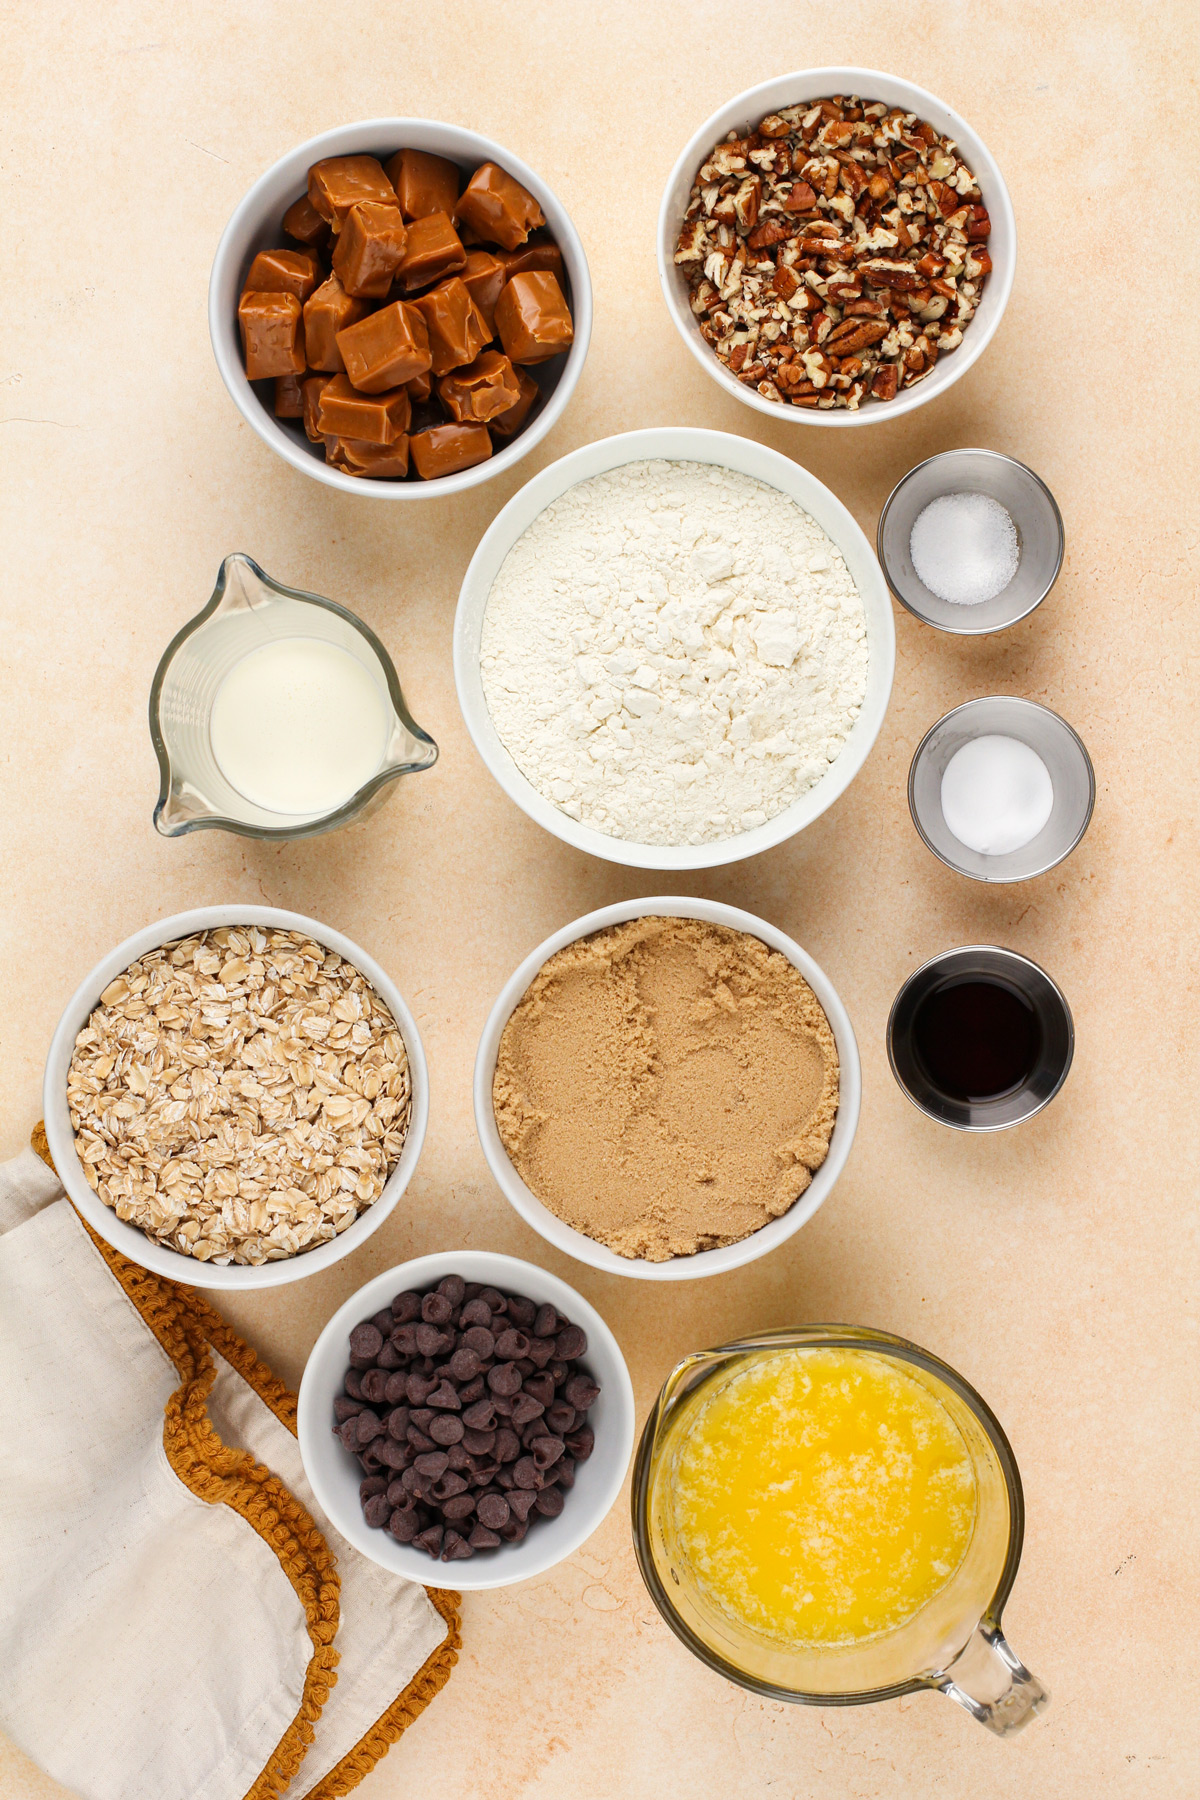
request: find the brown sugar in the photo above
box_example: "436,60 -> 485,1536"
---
493,917 -> 839,1261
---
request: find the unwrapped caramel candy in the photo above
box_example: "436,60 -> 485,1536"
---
337,300 -> 431,392
501,235 -> 564,284
245,248 -> 322,303
326,435 -> 411,479
386,148 -> 460,221
411,278 -> 490,377
238,290 -> 305,379
395,212 -> 466,292
456,162 -> 544,251
438,350 -> 522,424
410,421 -> 492,479
406,368 -> 433,403
303,275 -> 367,372
461,251 -> 506,338
331,203 -> 408,299
488,366 -> 540,438
316,372 -> 410,443
274,371 -> 306,417
308,156 -> 398,230
494,271 -> 574,364
282,194 -> 331,248
302,374 -> 332,441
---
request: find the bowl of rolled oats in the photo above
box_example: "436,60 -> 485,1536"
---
658,68 -> 1015,424
42,906 -> 428,1289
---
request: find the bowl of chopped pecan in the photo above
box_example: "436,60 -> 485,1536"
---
42,906 -> 429,1289
659,70 -> 1014,422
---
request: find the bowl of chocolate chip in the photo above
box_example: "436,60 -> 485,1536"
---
297,1252 -> 635,1585
658,69 -> 1014,423
211,118 -> 590,493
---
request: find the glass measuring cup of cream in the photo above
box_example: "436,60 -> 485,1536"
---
632,1326 -> 1048,1737
150,554 -> 436,839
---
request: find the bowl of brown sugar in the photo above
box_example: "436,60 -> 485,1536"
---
474,899 -> 861,1281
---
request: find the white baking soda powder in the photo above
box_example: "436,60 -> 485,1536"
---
940,735 -> 1054,856
910,491 -> 1020,606
209,636 -> 390,815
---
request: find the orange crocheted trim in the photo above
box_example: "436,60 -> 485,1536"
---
31,1126 -> 459,1800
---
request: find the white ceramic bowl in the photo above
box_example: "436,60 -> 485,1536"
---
657,68 -> 1016,427
453,426 -> 894,870
209,118 -> 592,498
297,1250 -> 635,1588
42,905 -> 428,1291
474,897 -> 861,1281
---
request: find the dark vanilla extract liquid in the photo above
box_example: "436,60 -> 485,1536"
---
912,978 -> 1041,1103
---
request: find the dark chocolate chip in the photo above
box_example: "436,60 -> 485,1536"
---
446,1442 -> 472,1471
389,1508 -> 420,1542
421,1291 -> 454,1325
359,1447 -> 384,1472
565,1426 -> 594,1461
564,1373 -> 600,1411
549,1361 -> 569,1386
469,1524 -> 501,1550
488,1362 -> 522,1397
344,1369 -> 365,1400
479,1287 -> 507,1314
334,1396 -> 365,1422
462,1398 -> 497,1431
354,1409 -> 384,1445
534,1304 -> 558,1338
490,1393 -> 514,1418
442,1530 -> 474,1561
386,1477 -> 408,1506
555,1456 -> 576,1489
462,1325 -> 496,1358
459,1298 -> 493,1328
524,1371 -> 556,1408
427,1380 -> 461,1411
458,1375 -> 486,1404
429,1413 -> 465,1445
391,1290 -> 422,1323
406,1372 -> 435,1406
414,1450 -> 449,1479
359,1474 -> 387,1499
384,1372 -> 409,1405
507,1295 -> 536,1329
495,1427 -> 521,1463
406,1427 -> 435,1453
545,1401 -> 576,1435
432,1470 -> 469,1501
461,1427 -> 496,1455
414,1524 -> 443,1557
415,1323 -> 453,1357
360,1368 -> 389,1405
495,1328 -> 531,1360
513,1456 -> 541,1489
376,1341 -> 404,1370
534,1485 -> 565,1518
437,1274 -> 466,1307
510,1393 -> 545,1427
410,1407 -> 435,1430
531,1434 -> 564,1469
476,1492 -> 510,1530
349,1322 -> 383,1361
370,1306 -> 394,1335
363,1492 -> 392,1528
448,1347 -> 481,1382
442,1492 -> 476,1521
507,1487 -> 537,1521
525,1336 -> 555,1368
499,1518 -> 528,1543
391,1323 -> 419,1356
496,1466 -> 516,1490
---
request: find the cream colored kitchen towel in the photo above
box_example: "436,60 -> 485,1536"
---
0,1144 -> 459,1800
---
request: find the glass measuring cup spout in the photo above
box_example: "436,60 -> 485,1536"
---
151,553 -> 437,840
632,1325 -> 1049,1739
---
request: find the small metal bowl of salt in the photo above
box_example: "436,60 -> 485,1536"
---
909,696 -> 1095,883
877,449 -> 1064,634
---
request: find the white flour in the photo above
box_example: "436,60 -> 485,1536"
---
479,459 -> 869,846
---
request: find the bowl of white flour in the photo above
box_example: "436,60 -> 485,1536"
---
453,428 -> 893,869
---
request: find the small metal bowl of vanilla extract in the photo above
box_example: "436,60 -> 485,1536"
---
887,946 -> 1074,1130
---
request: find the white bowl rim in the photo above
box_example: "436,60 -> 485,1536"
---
473,896 -> 861,1281
656,65 -> 1017,428
296,1249 -> 636,1588
452,424 -> 895,870
42,904 -> 429,1290
209,115 -> 592,499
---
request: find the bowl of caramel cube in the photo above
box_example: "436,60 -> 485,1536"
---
211,119 -> 591,495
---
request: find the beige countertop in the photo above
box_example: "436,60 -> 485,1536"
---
3,3 -> 1198,1796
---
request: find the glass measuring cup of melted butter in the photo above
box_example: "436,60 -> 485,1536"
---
150,554 -> 436,839
632,1326 -> 1047,1737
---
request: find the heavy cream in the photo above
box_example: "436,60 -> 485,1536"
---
209,636 -> 390,816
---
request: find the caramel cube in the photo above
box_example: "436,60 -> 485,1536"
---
274,371 -> 306,417
385,148 -> 461,221
406,368 -> 433,403
282,193 -> 331,248
500,234 -> 564,284
438,350 -> 522,424
488,366 -> 540,439
331,203 -> 408,299
411,278 -> 490,376
308,155 -> 398,231
245,248 -> 321,303
238,290 -> 305,379
316,372 -> 410,444
337,300 -> 431,392
455,162 -> 544,251
494,271 -> 574,364
302,274 -> 367,372
325,435 -> 411,479
394,212 -> 466,292
302,374 -> 333,442
410,422 -> 492,480
461,250 -> 506,338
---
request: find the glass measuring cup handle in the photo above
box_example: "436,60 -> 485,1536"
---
929,1622 -> 1049,1736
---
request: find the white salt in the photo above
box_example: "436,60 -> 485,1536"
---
910,491 -> 1020,606
941,735 -> 1054,856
